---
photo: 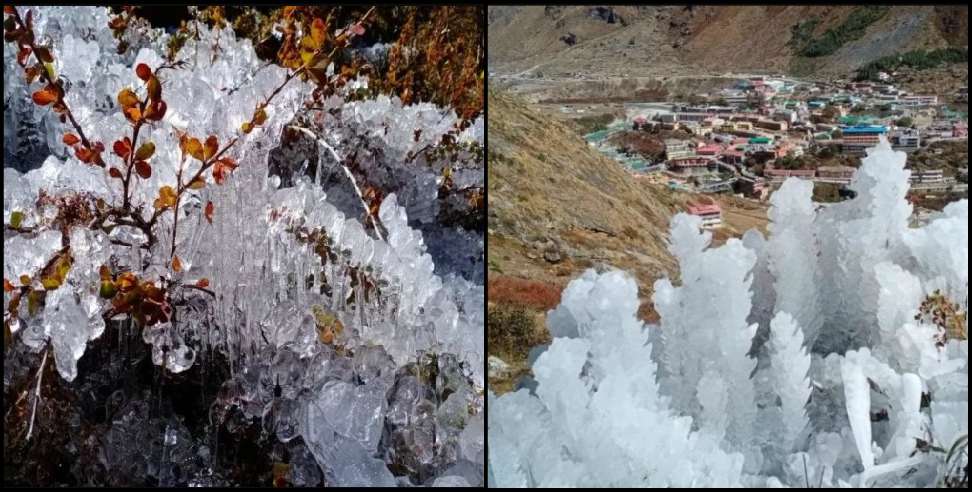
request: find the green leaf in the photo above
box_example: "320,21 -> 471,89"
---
135,141 -> 155,160
41,276 -> 62,290
10,210 -> 24,228
99,280 -> 118,299
27,290 -> 44,316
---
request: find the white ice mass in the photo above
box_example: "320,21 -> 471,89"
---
488,136 -> 968,487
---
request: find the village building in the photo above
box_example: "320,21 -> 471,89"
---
686,201 -> 723,229
763,167 -> 816,183
817,165 -> 856,184
735,176 -> 768,200
890,128 -> 920,152
842,125 -> 887,156
664,139 -> 694,160
910,169 -> 945,184
667,156 -> 713,175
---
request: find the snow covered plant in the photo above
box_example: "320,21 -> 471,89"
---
4,6 -> 483,486
488,137 -> 967,487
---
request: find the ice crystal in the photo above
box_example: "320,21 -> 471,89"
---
489,137 -> 967,487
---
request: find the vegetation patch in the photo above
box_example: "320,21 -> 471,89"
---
791,6 -> 889,58
855,48 -> 969,81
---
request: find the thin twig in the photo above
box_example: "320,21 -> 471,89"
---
288,125 -> 384,241
25,348 -> 48,442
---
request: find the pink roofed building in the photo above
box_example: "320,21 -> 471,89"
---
686,202 -> 722,229
696,144 -> 723,155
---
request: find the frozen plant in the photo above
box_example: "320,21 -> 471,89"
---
4,5 -> 483,486
489,136 -> 967,487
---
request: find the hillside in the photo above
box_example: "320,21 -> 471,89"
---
488,90 -> 678,297
488,89 -> 683,392
488,5 -> 968,81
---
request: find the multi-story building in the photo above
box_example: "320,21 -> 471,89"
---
842,125 -> 887,156
667,156 -> 713,175
890,128 -> 920,152
686,202 -> 722,229
763,167 -> 816,183
664,139 -> 694,160
816,165 -> 856,184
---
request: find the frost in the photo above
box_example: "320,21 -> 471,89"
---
489,136 -> 968,487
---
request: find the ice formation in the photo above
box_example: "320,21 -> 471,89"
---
489,137 -> 968,487
4,6 -> 483,486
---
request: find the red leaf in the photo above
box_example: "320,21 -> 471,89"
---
92,141 -> 105,153
31,87 -> 57,105
3,278 -> 13,292
17,46 -> 30,65
75,146 -> 94,163
4,6 -> 16,15
135,63 -> 152,81
109,167 -> 123,179
204,201 -> 214,224
212,158 -> 237,185
195,278 -> 210,288
135,160 -> 152,179
113,138 -> 132,158
63,133 -> 80,145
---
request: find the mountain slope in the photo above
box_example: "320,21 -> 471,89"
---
488,5 -> 968,79
488,89 -> 678,302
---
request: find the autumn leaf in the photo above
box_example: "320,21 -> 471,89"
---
2,278 -> 13,293
212,158 -> 238,185
311,17 -> 327,47
33,45 -> 53,63
135,63 -> 152,81
171,255 -> 182,273
204,201 -> 214,224
63,133 -> 80,145
144,100 -> 166,121
147,75 -> 161,101
116,272 -> 137,292
135,141 -> 155,160
20,275 -> 31,286
253,108 -> 268,126
241,121 -> 253,134
135,160 -> 152,179
188,177 -> 206,189
124,106 -> 141,123
109,167 -> 123,179
113,137 -> 132,158
117,87 -> 139,108
153,185 -> 177,210
195,278 -> 210,288
31,86 -> 57,105
75,146 -> 95,163
204,135 -> 218,160
99,265 -> 112,282
183,137 -> 204,161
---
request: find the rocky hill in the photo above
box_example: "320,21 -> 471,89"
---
489,5 -> 967,80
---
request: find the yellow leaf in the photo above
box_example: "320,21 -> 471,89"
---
185,138 -> 204,161
117,88 -> 139,108
188,177 -> 206,189
153,185 -> 177,210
